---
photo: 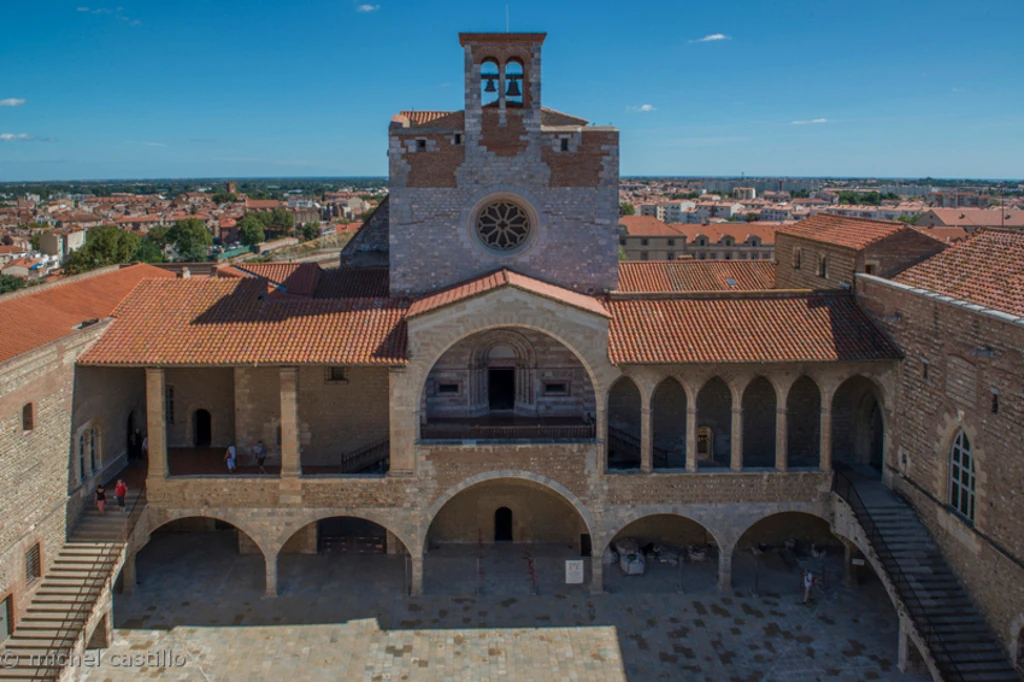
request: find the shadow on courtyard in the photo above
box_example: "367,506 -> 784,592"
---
111,530 -> 927,681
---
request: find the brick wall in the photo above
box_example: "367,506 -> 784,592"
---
857,274 -> 1024,651
774,233 -> 857,290
861,230 -> 946,278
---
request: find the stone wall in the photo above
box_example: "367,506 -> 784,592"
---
165,367 -> 234,449
297,366 -> 390,465
857,274 -> 1024,652
774,233 -> 858,290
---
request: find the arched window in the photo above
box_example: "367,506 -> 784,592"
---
78,426 -> 100,482
480,58 -> 500,106
818,254 -> 828,279
504,59 -> 524,106
793,248 -> 802,269
22,403 -> 33,431
949,429 -> 975,521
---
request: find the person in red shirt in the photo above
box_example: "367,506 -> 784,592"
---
115,479 -> 128,513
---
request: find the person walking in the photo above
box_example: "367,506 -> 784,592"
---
95,484 -> 106,516
115,479 -> 128,513
224,444 -> 237,473
254,440 -> 267,474
802,568 -> 817,605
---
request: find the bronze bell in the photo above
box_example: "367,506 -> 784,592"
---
484,78 -> 497,93
506,79 -> 521,97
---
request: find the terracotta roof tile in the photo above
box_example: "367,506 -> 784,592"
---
0,264 -> 175,364
894,229 -> 1024,317
617,261 -> 775,293
777,213 -> 909,250
408,269 -> 610,318
79,278 -> 407,366
236,262 -> 321,296
608,294 -> 901,364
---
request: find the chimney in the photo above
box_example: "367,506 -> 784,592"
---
180,267 -> 191,279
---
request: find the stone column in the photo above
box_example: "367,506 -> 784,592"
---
730,407 -> 743,472
640,405 -> 653,473
819,405 -> 833,472
717,548 -> 732,592
264,552 -> 278,598
775,406 -> 788,472
386,530 -> 402,556
685,406 -> 698,472
279,367 -> 301,477
388,367 -> 415,476
590,559 -> 604,594
410,554 -> 424,596
145,368 -> 168,479
121,551 -> 137,596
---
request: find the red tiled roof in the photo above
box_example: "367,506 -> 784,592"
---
909,226 -> 968,244
408,269 -> 610,319
314,268 -> 390,299
619,216 -> 686,236
79,278 -> 407,367
921,208 -> 1024,229
777,213 -> 909,250
397,110 -> 457,126
617,261 -> 776,293
236,262 -> 321,297
244,199 -> 283,209
894,229 -> 1024,317
608,294 -> 901,364
0,264 -> 175,364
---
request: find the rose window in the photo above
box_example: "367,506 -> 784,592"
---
476,201 -> 531,250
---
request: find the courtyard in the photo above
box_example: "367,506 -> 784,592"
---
78,529 -> 930,681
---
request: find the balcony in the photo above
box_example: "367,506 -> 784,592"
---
420,415 -> 596,444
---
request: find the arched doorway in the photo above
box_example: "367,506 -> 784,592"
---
607,377 -> 642,469
277,516 -> 410,601
604,514 -> 719,594
425,478 -> 592,595
831,376 -> 885,476
742,376 -> 776,468
193,409 -> 212,448
696,377 -> 731,468
652,378 -> 686,469
118,517 -> 267,626
787,376 -> 821,468
495,507 -> 513,541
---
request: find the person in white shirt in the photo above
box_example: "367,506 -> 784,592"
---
802,569 -> 816,604
224,444 -> 237,473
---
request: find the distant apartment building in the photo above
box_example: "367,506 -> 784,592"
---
915,208 -> 1024,230
40,228 -> 87,260
733,187 -> 756,200
618,216 -> 776,261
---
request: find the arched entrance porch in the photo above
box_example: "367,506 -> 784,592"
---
602,514 -> 719,594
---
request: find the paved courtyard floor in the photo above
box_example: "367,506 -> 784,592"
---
81,531 -> 931,682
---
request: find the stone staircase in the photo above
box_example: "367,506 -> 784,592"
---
834,472 -> 1020,682
0,487 -> 144,681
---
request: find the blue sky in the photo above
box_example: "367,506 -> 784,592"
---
2,0 -> 1023,181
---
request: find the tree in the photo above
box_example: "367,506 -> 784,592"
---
897,213 -> 922,225
133,238 -> 166,263
301,221 -> 321,241
619,202 -> 635,216
146,225 -> 170,247
0,274 -> 26,294
63,225 -> 142,275
265,208 -> 294,236
167,218 -> 212,262
361,206 -> 376,222
237,213 -> 266,247
211,192 -> 238,205
30,231 -> 41,251
746,212 -> 759,222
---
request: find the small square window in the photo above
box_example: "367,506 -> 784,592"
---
619,239 -> 626,246
991,392 -> 999,414
416,139 -> 427,152
438,383 -> 460,395
22,403 -> 33,432
25,544 -> 41,584
667,253 -> 675,260
865,264 -> 876,275
640,252 -> 649,261
667,239 -> 675,246
560,138 -> 569,152
641,239 -> 648,246
453,133 -> 462,145
544,382 -> 569,396
325,367 -> 349,383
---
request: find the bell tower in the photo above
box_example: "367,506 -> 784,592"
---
388,32 -> 620,296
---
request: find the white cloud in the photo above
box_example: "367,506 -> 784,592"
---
791,118 -> 829,125
356,3 -> 380,11
690,33 -> 729,43
0,98 -> 26,107
0,133 -> 34,141
627,104 -> 657,113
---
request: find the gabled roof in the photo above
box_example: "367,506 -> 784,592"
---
777,213 -> 910,250
393,107 -> 588,129
235,262 -> 321,297
79,278 -> 407,367
407,269 -> 610,319
921,208 -> 1024,229
608,294 -> 901,365
0,264 -> 175,364
617,261 -> 775,293
894,229 -> 1024,317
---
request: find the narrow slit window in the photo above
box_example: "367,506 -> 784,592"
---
25,544 -> 41,584
437,383 -> 460,395
560,138 -> 569,152
544,382 -> 569,396
22,403 -> 33,431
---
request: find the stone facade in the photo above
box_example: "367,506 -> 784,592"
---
857,274 -> 1024,654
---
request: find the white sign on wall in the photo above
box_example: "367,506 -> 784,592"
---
565,559 -> 585,584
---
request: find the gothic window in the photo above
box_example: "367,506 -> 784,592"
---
476,201 -> 531,251
818,254 -> 828,278
949,429 -> 975,521
78,426 -> 99,482
22,403 -> 33,431
793,248 -> 802,269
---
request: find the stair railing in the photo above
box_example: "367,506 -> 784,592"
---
607,426 -> 671,468
832,471 -> 965,682
27,488 -> 146,681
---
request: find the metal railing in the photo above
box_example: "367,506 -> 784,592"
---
607,426 -> 670,468
832,471 -> 965,682
26,487 -> 146,681
421,423 -> 596,442
338,438 -> 390,474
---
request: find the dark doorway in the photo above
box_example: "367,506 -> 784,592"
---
126,412 -> 135,460
580,533 -> 592,557
488,368 -> 515,411
494,507 -> 513,542
193,409 -> 212,448
869,402 -> 884,472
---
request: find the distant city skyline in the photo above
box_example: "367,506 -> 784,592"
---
2,0 -> 1023,181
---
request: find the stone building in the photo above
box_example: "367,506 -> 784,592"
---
0,32 -> 1021,682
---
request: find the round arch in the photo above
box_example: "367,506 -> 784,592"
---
603,512 -> 724,556
651,377 -> 688,469
831,375 -> 888,473
145,510 -> 269,558
607,375 -> 643,470
422,471 -> 596,554
276,510 -> 416,558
